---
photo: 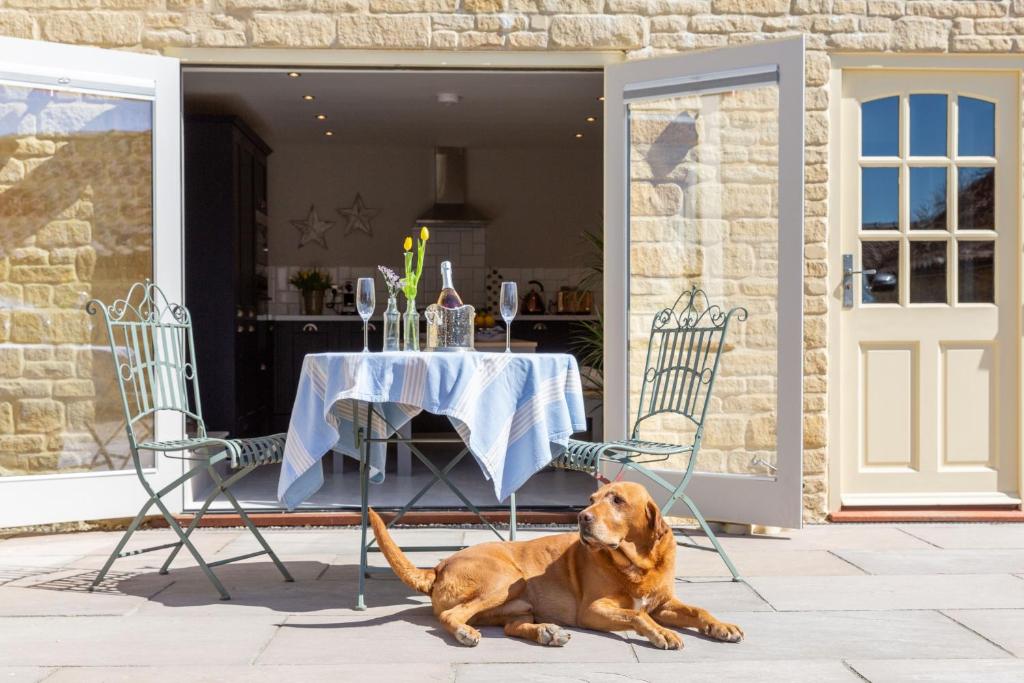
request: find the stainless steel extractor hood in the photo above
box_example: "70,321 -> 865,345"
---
415,147 -> 489,228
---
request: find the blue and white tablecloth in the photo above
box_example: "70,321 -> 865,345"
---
277,352 -> 587,510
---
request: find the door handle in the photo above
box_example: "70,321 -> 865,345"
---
842,254 -> 876,308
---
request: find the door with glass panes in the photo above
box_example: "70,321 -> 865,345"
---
840,71 -> 1019,505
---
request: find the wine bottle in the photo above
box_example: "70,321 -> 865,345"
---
437,261 -> 464,308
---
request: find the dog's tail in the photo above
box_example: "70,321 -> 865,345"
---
367,508 -> 436,594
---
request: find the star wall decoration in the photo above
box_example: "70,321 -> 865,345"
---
338,193 -> 379,237
291,204 -> 335,249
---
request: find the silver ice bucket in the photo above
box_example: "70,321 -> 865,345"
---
425,303 -> 475,352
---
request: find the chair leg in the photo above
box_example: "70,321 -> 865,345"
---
214,465 -> 294,583
149,494 -> 233,600
677,493 -> 742,582
508,492 -> 517,541
159,464 -> 223,575
356,435 -> 370,611
89,498 -> 155,591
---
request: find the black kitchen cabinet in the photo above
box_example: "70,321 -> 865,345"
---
185,115 -> 272,437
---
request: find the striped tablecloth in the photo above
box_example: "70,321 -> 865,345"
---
277,351 -> 587,510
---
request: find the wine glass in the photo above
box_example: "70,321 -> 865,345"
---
499,281 -> 518,353
356,277 -> 375,353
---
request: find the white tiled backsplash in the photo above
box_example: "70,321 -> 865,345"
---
268,229 -> 598,315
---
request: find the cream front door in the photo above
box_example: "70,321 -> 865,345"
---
840,70 -> 1020,506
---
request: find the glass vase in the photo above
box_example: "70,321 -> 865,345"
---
383,296 -> 400,352
402,296 -> 420,351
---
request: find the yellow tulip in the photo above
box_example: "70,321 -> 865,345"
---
420,226 -> 430,241
403,236 -> 413,251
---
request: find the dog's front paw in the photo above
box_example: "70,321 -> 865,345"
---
537,623 -> 571,647
455,625 -> 481,647
648,626 -> 683,650
704,620 -> 744,643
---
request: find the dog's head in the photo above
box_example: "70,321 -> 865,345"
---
578,481 -> 670,550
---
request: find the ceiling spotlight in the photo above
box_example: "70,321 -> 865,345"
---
315,113 -> 327,120
585,116 -> 596,123
288,71 -> 301,78
437,92 -> 461,106
325,130 -> 334,137
597,96 -> 605,102
302,94 -> 314,101
575,132 -> 584,139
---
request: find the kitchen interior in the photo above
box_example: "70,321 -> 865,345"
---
181,68 -> 604,511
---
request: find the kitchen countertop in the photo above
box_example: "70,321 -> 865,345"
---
258,313 -> 599,322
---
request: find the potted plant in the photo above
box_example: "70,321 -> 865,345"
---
289,268 -> 333,315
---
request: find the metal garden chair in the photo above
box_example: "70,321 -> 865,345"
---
553,286 -> 747,581
86,281 -> 293,600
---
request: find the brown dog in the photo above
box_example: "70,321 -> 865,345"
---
367,481 -> 744,649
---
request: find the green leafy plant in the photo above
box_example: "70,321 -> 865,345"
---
289,268 -> 333,291
572,228 -> 604,399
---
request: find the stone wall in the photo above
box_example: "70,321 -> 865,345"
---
0,84 -> 153,477
3,0 -> 1023,520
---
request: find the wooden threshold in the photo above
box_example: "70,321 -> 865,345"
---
161,510 -> 580,528
830,506 -> 1024,523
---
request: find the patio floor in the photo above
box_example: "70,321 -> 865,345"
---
2,523 -> 1024,682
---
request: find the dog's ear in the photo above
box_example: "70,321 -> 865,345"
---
646,500 -> 670,539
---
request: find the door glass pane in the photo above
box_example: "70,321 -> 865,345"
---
861,241 -> 899,304
958,241 -> 994,303
909,167 -> 947,230
957,167 -> 995,230
958,97 -> 995,157
627,81 -> 779,477
0,82 -> 154,476
862,96 -> 899,157
910,94 -> 947,157
910,241 -> 947,303
862,167 -> 899,230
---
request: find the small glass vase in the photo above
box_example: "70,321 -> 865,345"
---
402,296 -> 420,352
383,296 -> 400,352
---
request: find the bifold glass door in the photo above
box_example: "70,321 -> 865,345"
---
604,38 -> 805,529
0,37 -> 182,527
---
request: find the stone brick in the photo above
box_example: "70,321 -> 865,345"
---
0,348 -> 23,379
0,435 -> 45,453
711,0 -> 786,14
66,400 -> 95,430
0,158 -> 25,184
336,14 -> 431,47
226,0 -> 311,9
907,1 -> 1008,18
0,402 -> 13,434
534,0 -> 604,12
10,248 -> 48,266
867,0 -> 905,16
251,13 -> 335,47
311,0 -> 367,9
431,29 -> 458,47
0,11 -> 35,39
507,31 -> 548,48
549,15 -> 645,49
23,284 -> 52,308
42,12 -> 142,46
894,16 -> 950,51
24,361 -> 75,380
75,247 -> 97,281
952,35 -> 1014,51
463,0 -> 506,11
370,0 -> 455,10
37,220 -> 92,248
460,31 -> 505,47
54,380 -> 95,398
17,399 -> 64,433
10,265 -> 77,284
690,15 -> 763,33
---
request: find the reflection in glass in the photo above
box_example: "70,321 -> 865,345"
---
957,167 -> 995,230
0,83 -> 154,476
958,241 -> 994,304
627,83 -> 779,476
910,241 -> 947,303
862,167 -> 899,230
909,167 -> 947,230
910,94 -> 947,157
862,96 -> 899,156
958,97 -> 995,157
861,241 -> 899,304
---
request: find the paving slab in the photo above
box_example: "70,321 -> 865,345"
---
454,660 -> 861,682
0,616 -> 282,666
746,574 -> 1024,611
0,668 -> 55,683
898,524 -> 1024,549
943,609 -> 1024,657
677,548 -> 864,577
630,610 -> 1009,661
834,548 -> 1024,575
683,525 -> 934,551
847,658 -> 1024,682
260,614 -> 636,665
673,578 -> 773,612
43,664 -> 450,683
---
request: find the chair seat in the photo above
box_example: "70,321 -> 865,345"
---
138,433 -> 287,468
551,437 -> 693,473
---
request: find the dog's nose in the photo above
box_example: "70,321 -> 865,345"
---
579,511 -> 593,525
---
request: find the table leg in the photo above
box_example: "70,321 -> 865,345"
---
509,492 -> 517,541
356,408 -> 371,611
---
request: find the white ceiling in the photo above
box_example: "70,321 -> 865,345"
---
183,69 -> 603,149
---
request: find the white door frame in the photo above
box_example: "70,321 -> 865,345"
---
827,55 -> 1024,514
604,37 -> 805,529
0,37 -> 183,528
